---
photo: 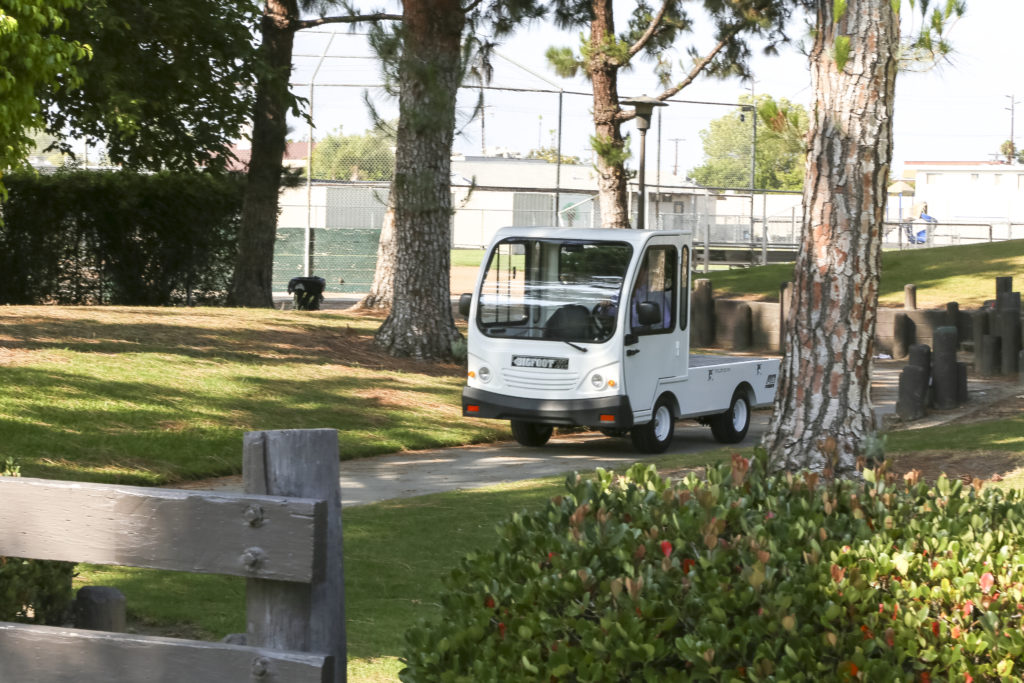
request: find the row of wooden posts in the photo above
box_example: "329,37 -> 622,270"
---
0,429 -> 347,683
893,277 -> 1023,379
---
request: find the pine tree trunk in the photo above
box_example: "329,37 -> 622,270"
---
228,0 -> 296,308
355,203 -> 396,310
763,0 -> 898,477
589,0 -> 631,229
373,0 -> 463,358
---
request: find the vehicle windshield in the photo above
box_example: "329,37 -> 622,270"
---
477,238 -> 632,343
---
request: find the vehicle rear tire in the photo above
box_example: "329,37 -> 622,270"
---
630,398 -> 675,454
510,420 -> 554,447
710,389 -> 751,444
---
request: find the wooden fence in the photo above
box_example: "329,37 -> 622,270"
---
0,429 -> 346,683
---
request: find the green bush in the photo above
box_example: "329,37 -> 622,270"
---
402,457 -> 1024,681
0,169 -> 243,305
0,458 -> 76,625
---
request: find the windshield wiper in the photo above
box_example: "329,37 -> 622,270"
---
560,339 -> 588,353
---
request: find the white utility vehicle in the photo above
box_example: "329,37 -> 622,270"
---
459,227 -> 780,454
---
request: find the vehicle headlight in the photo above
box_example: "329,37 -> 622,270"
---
478,366 -> 492,383
590,373 -> 606,389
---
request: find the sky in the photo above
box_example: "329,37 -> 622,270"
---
289,2 -> 1023,180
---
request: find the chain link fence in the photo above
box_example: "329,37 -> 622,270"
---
273,30 -> 768,292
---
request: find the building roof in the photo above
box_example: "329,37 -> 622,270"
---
225,140 -> 314,172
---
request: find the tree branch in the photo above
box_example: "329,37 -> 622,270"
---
293,12 -> 402,31
461,0 -> 485,14
627,0 -> 672,60
653,27 -> 739,101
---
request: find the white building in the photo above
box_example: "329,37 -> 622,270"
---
901,160 -> 1024,243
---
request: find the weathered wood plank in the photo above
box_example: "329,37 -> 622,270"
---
245,429 -> 347,683
0,477 -> 325,583
0,622 -> 331,683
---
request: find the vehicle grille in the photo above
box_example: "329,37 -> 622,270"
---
503,368 -> 580,391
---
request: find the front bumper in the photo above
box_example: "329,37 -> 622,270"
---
462,387 -> 633,428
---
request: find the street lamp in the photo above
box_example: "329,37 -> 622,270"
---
621,95 -> 667,230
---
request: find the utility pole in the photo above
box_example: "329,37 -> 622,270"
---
1006,94 -> 1020,162
668,138 -> 685,176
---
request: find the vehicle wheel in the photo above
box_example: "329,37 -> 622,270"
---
630,397 -> 675,454
599,427 -> 628,438
710,389 -> 751,444
510,420 -> 554,447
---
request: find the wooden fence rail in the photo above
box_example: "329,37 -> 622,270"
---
0,428 -> 346,683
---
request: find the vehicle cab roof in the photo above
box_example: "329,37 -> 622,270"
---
489,226 -> 691,249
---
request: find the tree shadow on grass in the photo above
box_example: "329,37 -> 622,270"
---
1,366 -> 505,485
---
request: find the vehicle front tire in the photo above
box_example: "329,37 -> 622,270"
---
630,398 -> 675,454
710,389 -> 751,444
510,420 -> 554,447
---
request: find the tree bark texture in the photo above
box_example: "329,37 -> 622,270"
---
589,0 -> 631,229
355,203 -> 396,310
228,0 -> 297,307
763,0 -> 898,477
374,0 -> 463,358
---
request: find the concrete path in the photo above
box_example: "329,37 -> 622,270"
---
181,359 -> 1020,507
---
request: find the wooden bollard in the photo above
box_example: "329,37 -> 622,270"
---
74,585 -> 126,633
971,310 -> 988,365
893,313 -> 914,359
907,343 -> 931,370
931,326 -> 958,410
946,302 -> 960,339
1000,308 -> 1022,376
896,364 -> 929,421
904,284 -> 917,310
980,335 -> 1002,377
957,362 -> 969,406
692,279 -> 714,348
730,302 -> 752,351
996,276 -> 1013,297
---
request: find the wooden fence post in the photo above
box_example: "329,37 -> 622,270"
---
244,429 -> 346,683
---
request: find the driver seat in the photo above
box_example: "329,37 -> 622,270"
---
543,304 -> 592,341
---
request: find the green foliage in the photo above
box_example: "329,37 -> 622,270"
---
545,45 -> 582,79
0,460 -> 76,625
40,0 -> 261,172
311,125 -> 396,181
590,133 -> 631,168
689,94 -> 808,191
403,457 -> 1024,681
0,169 -> 244,305
526,146 -> 582,165
0,0 -> 89,182
900,0 -> 965,71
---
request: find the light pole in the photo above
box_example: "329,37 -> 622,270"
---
1007,94 -> 1020,162
621,95 -> 667,230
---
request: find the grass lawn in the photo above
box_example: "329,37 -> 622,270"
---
450,248 -> 486,268
0,306 -> 508,485
701,238 -> 1024,309
5,302 -> 1024,680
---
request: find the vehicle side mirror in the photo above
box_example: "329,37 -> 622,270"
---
637,301 -> 660,326
458,293 -> 473,318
